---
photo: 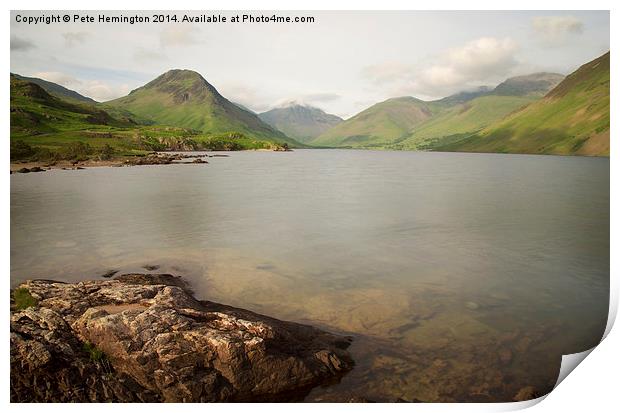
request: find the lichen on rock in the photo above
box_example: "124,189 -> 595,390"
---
10,274 -> 353,402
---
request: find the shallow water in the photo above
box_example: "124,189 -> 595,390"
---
10,149 -> 609,402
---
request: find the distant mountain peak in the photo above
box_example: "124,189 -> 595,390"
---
156,68 -> 204,80
493,72 -> 565,96
434,86 -> 492,106
130,69 -> 223,105
258,103 -> 343,143
107,70 -> 302,147
277,100 -> 310,109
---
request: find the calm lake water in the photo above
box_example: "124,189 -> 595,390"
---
11,149 -> 609,402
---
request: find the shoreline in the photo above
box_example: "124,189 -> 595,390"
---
10,152 -> 215,173
10,273 -> 354,402
9,147 -> 299,173
10,148 -> 608,174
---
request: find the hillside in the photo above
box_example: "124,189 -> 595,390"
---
105,69 -> 301,147
394,94 -> 538,150
311,72 -> 564,150
10,75 -> 128,138
258,104 -> 342,143
10,75 -> 296,162
311,97 -> 437,148
492,73 -> 564,96
439,52 -> 609,156
397,72 -> 564,150
434,86 -> 492,107
11,73 -> 97,104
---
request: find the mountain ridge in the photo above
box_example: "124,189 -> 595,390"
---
437,52 -> 609,156
311,96 -> 438,147
258,104 -> 342,143
310,71 -> 565,149
11,73 -> 97,104
105,69 -> 303,147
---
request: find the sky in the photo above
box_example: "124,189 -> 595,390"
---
10,10 -> 610,119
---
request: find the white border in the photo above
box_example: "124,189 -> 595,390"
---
2,1 -> 616,412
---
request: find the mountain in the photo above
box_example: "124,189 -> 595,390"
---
311,97 -> 437,148
10,74 -> 127,138
11,73 -> 97,104
492,72 -> 565,96
394,72 -> 565,150
258,104 -> 343,143
438,52 -> 609,156
311,71 -> 564,149
435,86 -> 492,106
105,69 -> 301,147
394,94 -> 538,150
10,74 -> 297,162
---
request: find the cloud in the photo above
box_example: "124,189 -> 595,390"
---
79,81 -> 131,102
11,35 -> 35,52
219,84 -> 271,113
219,82 -> 341,114
33,71 -> 130,102
301,93 -> 341,103
270,93 -> 342,110
62,32 -> 90,47
362,37 -> 519,99
532,16 -> 583,46
34,71 -> 82,87
361,62 -> 414,85
160,26 -> 202,48
134,48 -> 167,62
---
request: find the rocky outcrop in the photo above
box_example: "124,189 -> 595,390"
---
10,274 -> 353,402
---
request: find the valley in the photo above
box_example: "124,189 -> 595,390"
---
10,52 -> 609,167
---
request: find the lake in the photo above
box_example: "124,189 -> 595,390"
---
10,149 -> 609,402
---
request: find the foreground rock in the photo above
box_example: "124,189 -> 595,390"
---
10,274 -> 353,402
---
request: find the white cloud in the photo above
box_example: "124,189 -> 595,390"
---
79,81 -> 131,102
269,93 -> 342,112
160,26 -> 202,48
62,32 -> 90,47
302,93 -> 341,103
362,37 -> 519,99
219,84 -> 270,112
34,71 -> 81,87
11,35 -> 35,51
33,71 -> 130,102
220,82 -> 341,114
532,16 -> 583,46
134,48 -> 167,63
361,62 -> 414,85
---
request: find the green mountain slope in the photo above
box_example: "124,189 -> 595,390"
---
397,72 -> 564,150
433,86 -> 491,107
258,104 -> 342,143
10,74 -> 128,138
11,73 -> 97,104
10,75 -> 297,162
394,95 -> 538,150
492,72 -> 565,96
438,52 -> 609,156
312,72 -> 563,150
311,97 -> 437,148
105,69 -> 302,147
